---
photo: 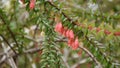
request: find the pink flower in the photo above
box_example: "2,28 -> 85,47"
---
71,37 -> 79,50
68,37 -> 79,50
59,27 -> 64,35
55,22 -> 63,33
74,37 -> 79,47
96,27 -> 101,32
68,39 -> 74,46
114,32 -> 120,36
62,28 -> 67,36
69,30 -> 74,39
54,22 -> 79,50
104,30 -> 111,35
66,29 -> 70,38
88,26 -> 93,30
29,0 -> 36,10
71,41 -> 75,49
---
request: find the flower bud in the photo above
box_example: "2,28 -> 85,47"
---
30,0 -> 36,10
69,30 -> 74,39
55,22 -> 63,33
72,37 -> 79,50
96,27 -> 101,32
104,30 -> 111,35
114,32 -> 120,36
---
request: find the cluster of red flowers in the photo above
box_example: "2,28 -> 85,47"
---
55,22 -> 79,50
88,26 -> 120,36
29,0 -> 36,10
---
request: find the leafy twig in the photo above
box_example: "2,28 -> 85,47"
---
0,10 -> 19,48
85,36 -> 116,68
79,45 -> 102,68
1,39 -> 17,68
0,34 -> 17,54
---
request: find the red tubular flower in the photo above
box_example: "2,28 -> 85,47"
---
29,0 -> 36,10
71,41 -> 75,50
96,27 -> 101,32
54,22 -> 79,50
55,22 -> 63,33
63,28 -> 67,36
114,32 -> 120,36
72,37 -> 79,50
69,30 -> 74,39
55,23 -> 59,32
71,43 -> 78,50
66,29 -> 70,38
74,37 -> 79,46
88,26 -> 93,30
104,30 -> 111,35
60,27 -> 64,35
68,39 -> 74,46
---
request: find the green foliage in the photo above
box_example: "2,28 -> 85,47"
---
0,0 -> 120,68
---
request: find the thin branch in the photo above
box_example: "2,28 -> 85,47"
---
0,47 -> 42,65
0,13 -> 19,48
47,1 -> 79,25
0,47 -> 42,57
24,35 -> 67,43
79,45 -> 102,68
1,40 -> 17,68
24,47 -> 42,54
85,36 -> 116,68
33,23 -> 39,39
71,58 -> 92,68
0,34 -> 17,54
0,36 -> 67,56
